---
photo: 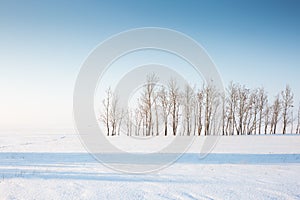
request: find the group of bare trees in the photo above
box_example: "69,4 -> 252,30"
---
101,73 -> 299,136
221,83 -> 295,135
101,88 -> 123,136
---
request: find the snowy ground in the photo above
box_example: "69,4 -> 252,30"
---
0,132 -> 299,200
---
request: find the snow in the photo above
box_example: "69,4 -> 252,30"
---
0,133 -> 300,199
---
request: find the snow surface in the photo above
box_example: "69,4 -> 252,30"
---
0,133 -> 299,200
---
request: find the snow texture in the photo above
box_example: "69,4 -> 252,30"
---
0,133 -> 299,200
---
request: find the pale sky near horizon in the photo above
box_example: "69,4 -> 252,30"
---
0,0 -> 299,131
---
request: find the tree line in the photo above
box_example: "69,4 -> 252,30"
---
100,73 -> 299,136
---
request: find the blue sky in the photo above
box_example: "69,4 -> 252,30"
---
0,0 -> 299,131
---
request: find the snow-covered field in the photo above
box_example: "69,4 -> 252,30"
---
0,132 -> 299,200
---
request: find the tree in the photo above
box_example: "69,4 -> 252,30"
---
183,84 -> 194,136
125,109 -> 133,136
296,103 -> 300,134
244,91 -> 254,135
158,86 -> 170,136
281,85 -> 294,134
221,93 -> 227,135
192,95 -> 198,136
109,93 -> 120,136
210,91 -> 221,135
154,92 -> 160,136
204,83 -> 220,135
251,89 -> 260,135
101,87 -> 112,136
140,73 -> 159,136
101,88 -> 121,136
257,88 -> 267,134
226,82 -> 238,135
117,109 -> 124,136
290,110 -> 294,134
168,78 -> 181,136
270,95 -> 281,134
196,88 -> 204,136
134,106 -> 143,136
235,84 -> 250,135
264,102 -> 270,134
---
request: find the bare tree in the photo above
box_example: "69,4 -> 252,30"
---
183,84 -> 194,136
257,88 -> 267,134
140,73 -> 159,136
264,102 -> 270,134
296,103 -> 300,134
270,95 -> 281,134
125,109 -> 133,136
251,89 -> 260,135
210,92 -> 221,135
236,84 -> 250,135
281,85 -> 294,134
168,78 -> 181,136
204,83 -> 219,135
192,95 -> 198,135
140,97 -> 150,137
244,91 -> 254,135
117,109 -> 124,136
154,95 -> 160,136
196,88 -> 204,136
101,87 -> 112,136
101,88 -> 122,136
221,93 -> 227,135
226,82 -> 238,135
134,106 -> 143,136
109,93 -> 120,136
290,110 -> 294,134
158,86 -> 170,136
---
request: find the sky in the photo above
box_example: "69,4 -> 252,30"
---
0,0 -> 299,132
